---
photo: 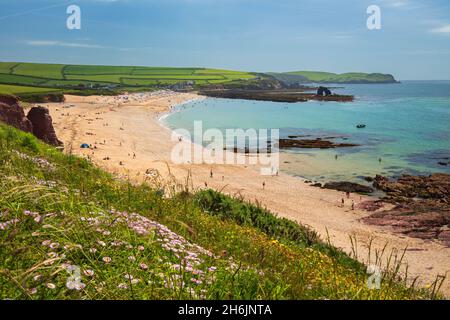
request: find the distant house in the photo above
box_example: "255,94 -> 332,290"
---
170,81 -> 195,90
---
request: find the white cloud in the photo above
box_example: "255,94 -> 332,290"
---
382,0 -> 409,7
381,0 -> 422,10
431,24 -> 450,35
24,40 -> 105,48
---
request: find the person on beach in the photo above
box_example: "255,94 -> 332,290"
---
346,191 -> 350,199
335,154 -> 338,160
204,182 -> 208,188
351,201 -> 355,211
262,181 -> 266,190
210,169 -> 213,178
341,198 -> 345,207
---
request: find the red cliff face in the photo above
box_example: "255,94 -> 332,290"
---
0,95 -> 63,147
0,95 -> 33,133
26,106 -> 63,147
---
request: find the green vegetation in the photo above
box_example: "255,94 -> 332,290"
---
0,124 -> 443,300
0,62 -> 257,98
13,63 -> 65,79
0,84 -> 61,95
0,62 -> 18,74
269,71 -> 397,84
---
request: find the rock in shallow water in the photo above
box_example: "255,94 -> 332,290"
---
278,138 -> 359,149
322,181 -> 374,194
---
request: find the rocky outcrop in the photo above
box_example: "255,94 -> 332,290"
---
322,181 -> 374,194
362,201 -> 450,246
198,89 -> 354,103
317,86 -> 332,96
0,95 -> 33,133
373,173 -> 450,201
362,173 -> 450,246
26,106 -> 62,146
279,138 -> 358,149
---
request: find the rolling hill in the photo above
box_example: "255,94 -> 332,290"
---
269,71 -> 398,84
0,62 -> 258,98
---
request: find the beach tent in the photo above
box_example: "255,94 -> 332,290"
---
80,143 -> 90,149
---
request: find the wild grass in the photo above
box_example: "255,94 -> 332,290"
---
0,124 -> 442,300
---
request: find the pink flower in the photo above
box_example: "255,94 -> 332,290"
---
97,240 -> 106,247
117,283 -> 128,289
83,269 -> 95,277
139,263 -> 148,270
124,274 -> 133,280
102,256 -> 111,264
46,283 -> 56,289
28,288 -> 37,295
47,252 -> 58,258
49,242 -> 59,249
41,240 -> 51,246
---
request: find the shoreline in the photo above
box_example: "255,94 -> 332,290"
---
41,91 -> 450,296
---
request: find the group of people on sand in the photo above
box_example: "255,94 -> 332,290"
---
95,90 -> 181,105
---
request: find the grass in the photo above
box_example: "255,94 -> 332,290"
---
0,62 -> 18,74
0,84 -> 61,95
0,74 -> 49,86
275,71 -> 397,84
0,123 -> 443,300
12,63 -> 65,79
0,62 -> 258,98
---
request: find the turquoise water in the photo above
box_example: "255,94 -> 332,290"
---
164,81 -> 450,183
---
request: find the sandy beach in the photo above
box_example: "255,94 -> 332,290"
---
41,91 -> 450,295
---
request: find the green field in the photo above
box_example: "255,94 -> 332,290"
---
270,71 -> 397,84
0,124 -> 443,300
0,84 -> 61,95
0,62 -> 257,96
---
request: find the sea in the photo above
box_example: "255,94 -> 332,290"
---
162,81 -> 450,184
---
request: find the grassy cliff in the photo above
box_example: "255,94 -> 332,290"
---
269,71 -> 398,84
0,123 -> 442,300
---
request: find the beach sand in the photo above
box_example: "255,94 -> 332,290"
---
42,91 -> 450,295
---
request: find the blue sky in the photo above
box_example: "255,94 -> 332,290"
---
0,0 -> 449,79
